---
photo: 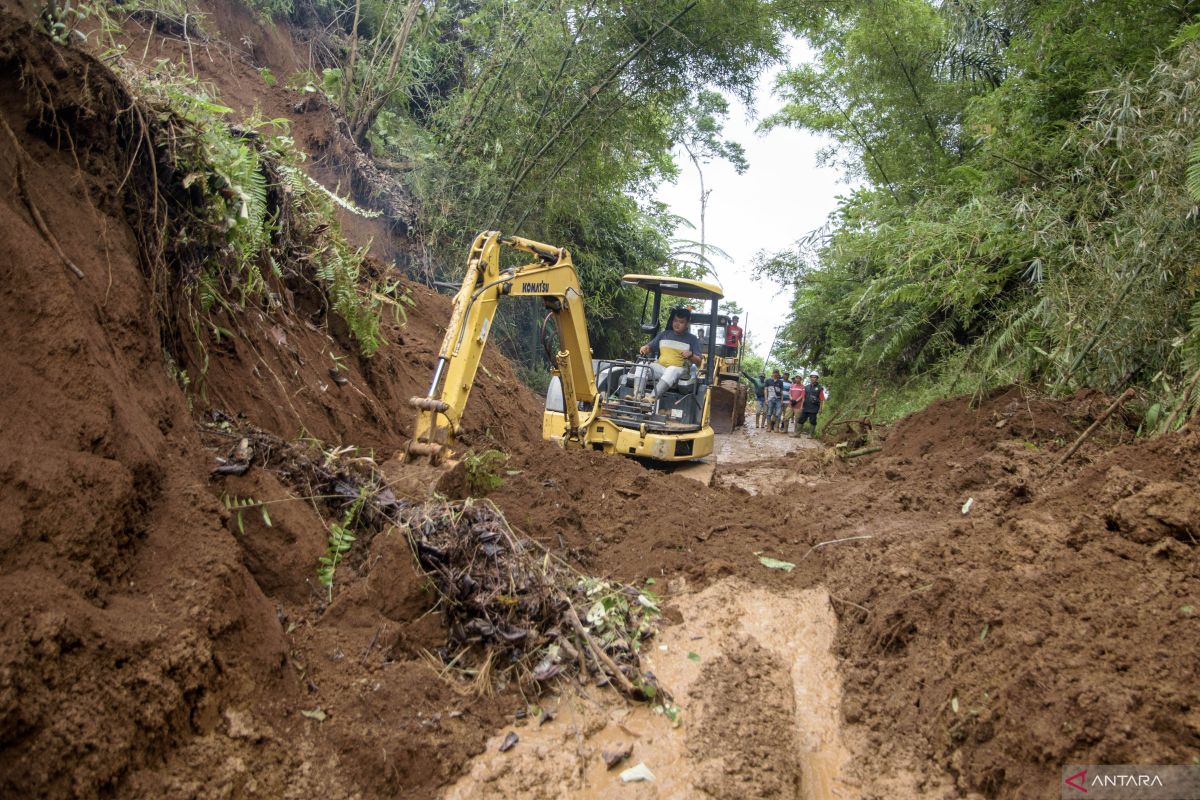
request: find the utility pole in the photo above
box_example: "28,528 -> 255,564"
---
765,324 -> 783,369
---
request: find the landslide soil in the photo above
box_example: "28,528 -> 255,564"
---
1,5 -> 1198,799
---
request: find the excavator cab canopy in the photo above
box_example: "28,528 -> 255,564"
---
620,275 -> 724,300
622,275 -> 723,334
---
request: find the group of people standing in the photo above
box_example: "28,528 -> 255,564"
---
749,370 -> 827,437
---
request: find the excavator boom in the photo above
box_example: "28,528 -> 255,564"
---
407,232 -> 599,463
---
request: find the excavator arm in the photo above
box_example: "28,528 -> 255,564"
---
407,231 -> 600,463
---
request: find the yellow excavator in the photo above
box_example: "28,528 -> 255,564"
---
406,231 -> 733,465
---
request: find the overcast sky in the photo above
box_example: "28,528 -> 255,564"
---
653,44 -> 845,363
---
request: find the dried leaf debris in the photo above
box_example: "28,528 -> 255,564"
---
203,413 -> 666,702
406,497 -> 667,701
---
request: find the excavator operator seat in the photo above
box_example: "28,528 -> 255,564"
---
596,364 -> 627,398
673,363 -> 699,393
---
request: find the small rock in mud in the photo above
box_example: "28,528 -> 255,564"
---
603,742 -> 633,769
499,731 -> 519,752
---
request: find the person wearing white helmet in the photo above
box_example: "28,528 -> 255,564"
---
793,371 -> 827,438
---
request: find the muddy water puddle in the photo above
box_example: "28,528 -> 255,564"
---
712,425 -> 826,496
443,579 -> 853,800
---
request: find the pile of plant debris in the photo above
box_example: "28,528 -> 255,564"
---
406,498 -> 667,700
203,413 -> 667,702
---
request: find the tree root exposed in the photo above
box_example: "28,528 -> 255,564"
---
1,116 -> 85,280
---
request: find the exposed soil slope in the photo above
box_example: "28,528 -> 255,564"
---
0,8 -> 1196,800
0,13 -> 535,797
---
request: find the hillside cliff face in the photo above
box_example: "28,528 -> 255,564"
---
0,8 -> 542,795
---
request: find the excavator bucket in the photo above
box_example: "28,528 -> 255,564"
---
385,451 -> 469,501
709,378 -> 747,434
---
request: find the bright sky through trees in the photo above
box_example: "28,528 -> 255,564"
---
655,44 -> 842,364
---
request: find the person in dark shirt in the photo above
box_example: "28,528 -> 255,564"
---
793,372 -> 827,437
763,369 -> 784,431
744,373 -> 767,427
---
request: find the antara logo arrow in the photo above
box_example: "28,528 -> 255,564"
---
1065,769 -> 1088,793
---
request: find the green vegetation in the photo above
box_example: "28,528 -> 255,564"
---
121,59 -> 391,367
282,0 -> 800,370
222,494 -> 273,533
43,0 -> 398,375
462,448 -> 509,494
758,0 -> 1200,427
89,0 -> 1200,421
317,493 -> 365,599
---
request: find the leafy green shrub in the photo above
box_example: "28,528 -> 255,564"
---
463,449 -> 508,494
127,63 -> 388,358
240,0 -> 293,20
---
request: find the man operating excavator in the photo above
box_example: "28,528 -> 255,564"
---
636,306 -> 703,400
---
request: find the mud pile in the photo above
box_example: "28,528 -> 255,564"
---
489,390 -> 1198,798
817,391 -> 1199,797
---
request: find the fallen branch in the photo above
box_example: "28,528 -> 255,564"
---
800,535 -> 874,561
565,604 -> 635,696
201,417 -> 664,702
1161,364 -> 1200,433
1047,388 -> 1135,473
839,445 -> 882,459
573,632 -> 590,682
826,419 -> 870,429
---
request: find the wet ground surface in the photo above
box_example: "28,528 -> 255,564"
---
712,424 -> 823,495
6,12 -> 1197,794
443,580 -> 853,800
444,429 -> 858,800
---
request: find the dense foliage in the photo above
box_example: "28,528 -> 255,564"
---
289,0 -> 799,369
760,0 -> 1200,427
252,0 -> 1200,424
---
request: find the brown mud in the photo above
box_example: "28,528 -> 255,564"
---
444,581 -> 852,800
0,5 -> 1197,800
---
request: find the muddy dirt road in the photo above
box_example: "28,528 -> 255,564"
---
711,424 -> 822,495
447,430 -> 853,800
446,581 -> 852,800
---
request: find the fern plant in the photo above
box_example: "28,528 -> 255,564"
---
463,449 -> 509,494
123,62 -> 393,366
222,494 -> 272,533
1186,138 -> 1200,202
316,492 -> 366,600
316,521 -> 356,600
